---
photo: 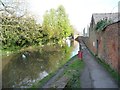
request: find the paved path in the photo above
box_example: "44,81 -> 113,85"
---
80,42 -> 119,88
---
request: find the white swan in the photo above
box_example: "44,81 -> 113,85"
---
22,54 -> 26,59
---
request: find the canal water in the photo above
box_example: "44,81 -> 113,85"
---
2,40 -> 79,88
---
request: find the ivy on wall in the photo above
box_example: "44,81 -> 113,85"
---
95,19 -> 112,32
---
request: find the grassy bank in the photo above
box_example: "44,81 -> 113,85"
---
31,57 -> 84,88
1,44 -> 60,57
1,46 -> 21,56
1,45 -> 41,56
64,59 -> 84,88
1,42 -> 67,57
31,72 -> 56,88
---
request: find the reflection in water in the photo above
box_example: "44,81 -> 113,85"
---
66,39 -> 71,47
71,41 -> 79,58
39,71 -> 48,79
2,40 -> 79,88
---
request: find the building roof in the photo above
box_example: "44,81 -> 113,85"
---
92,13 -> 119,24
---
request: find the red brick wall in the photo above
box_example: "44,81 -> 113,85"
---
84,21 -> 119,73
118,21 -> 120,73
98,22 -> 119,71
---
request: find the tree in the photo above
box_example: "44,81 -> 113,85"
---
1,13 -> 43,49
1,0 -> 46,50
57,5 -> 72,38
1,4 -> 74,50
42,5 -> 73,44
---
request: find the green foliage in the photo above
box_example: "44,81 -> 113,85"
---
1,5 -> 73,50
64,59 -> 84,88
95,19 -> 112,32
42,5 -> 73,44
1,16 -> 43,50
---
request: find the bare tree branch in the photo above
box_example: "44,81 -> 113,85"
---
0,0 -> 15,14
0,0 -> 6,8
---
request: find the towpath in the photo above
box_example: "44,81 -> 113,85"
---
80,41 -> 119,88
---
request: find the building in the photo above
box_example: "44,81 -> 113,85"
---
84,13 -> 120,72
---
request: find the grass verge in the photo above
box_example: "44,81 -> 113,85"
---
30,56 -> 77,88
63,59 -> 84,88
31,57 -> 84,89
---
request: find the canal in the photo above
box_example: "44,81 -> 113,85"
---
2,40 -> 79,88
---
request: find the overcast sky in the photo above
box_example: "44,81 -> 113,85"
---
27,0 -> 119,34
